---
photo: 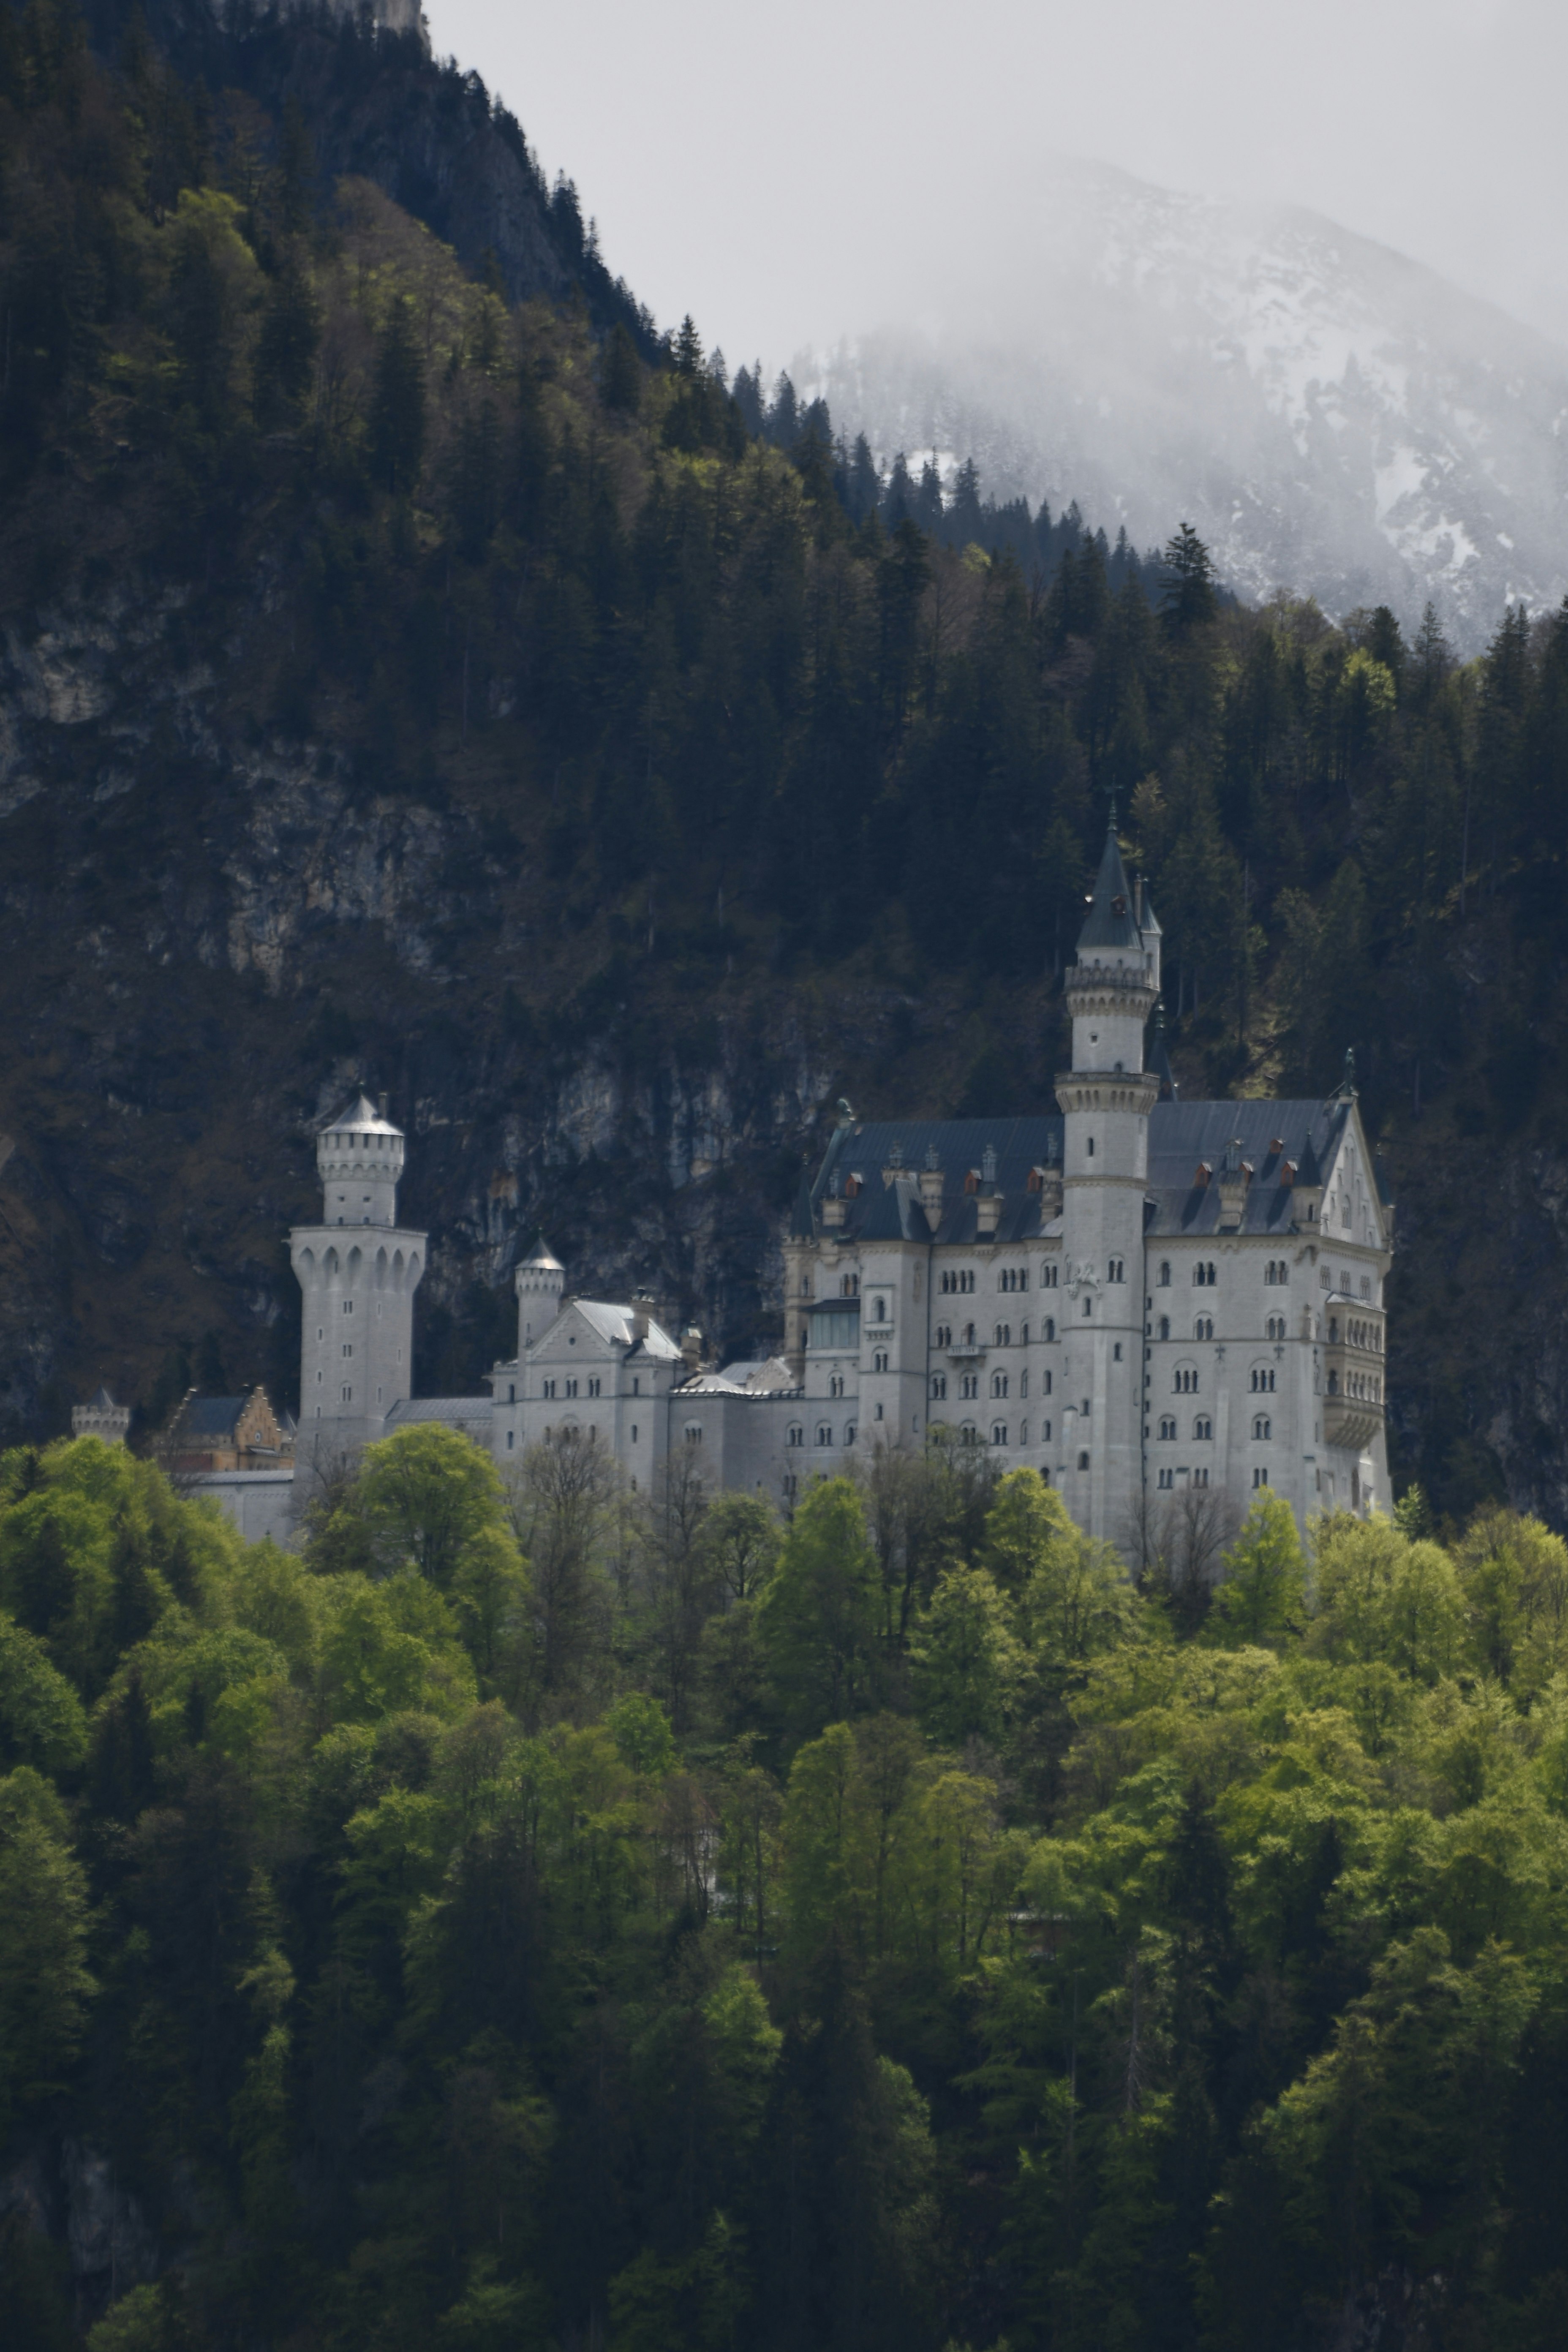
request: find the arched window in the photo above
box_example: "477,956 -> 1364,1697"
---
964,1322 -> 976,1345
1158,1315 -> 1171,1341
1192,1467 -> 1210,1488
1195,1317 -> 1214,1341
930,1373 -> 947,1400
1020,1323 -> 1029,1346
1042,1419 -> 1052,1442
1077,1449 -> 1090,1470
829,1373 -> 844,1398
1019,1420 -> 1029,1446
684,1423 -> 704,1445
1253,1415 -> 1271,1440
994,1322 -> 1011,1347
873,1297 -> 885,1321
936,1324 -> 951,1348
1252,1465 -> 1270,1488
960,1423 -> 979,1446
1158,1261 -> 1171,1287
1193,1262 -> 1217,1287
960,1372 -> 979,1400
1158,1415 -> 1176,1440
1265,1315 -> 1286,1341
1249,1366 -> 1276,1393
1042,1265 -> 1059,1289
1042,1370 -> 1052,1395
787,1424 -> 804,1447
1043,1318 -> 1056,1342
1157,1467 -> 1175,1489
844,1423 -> 857,1446
1174,1364 -> 1199,1394
1108,1258 -> 1125,1282
991,1423 -> 1008,1447
1194,1415 -> 1212,1440
872,1350 -> 888,1373
816,1424 -> 833,1446
991,1371 -> 1009,1399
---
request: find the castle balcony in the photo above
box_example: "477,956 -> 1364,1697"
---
1323,1339 -> 1384,1452
945,1342 -> 985,1359
1062,962 -> 1159,1004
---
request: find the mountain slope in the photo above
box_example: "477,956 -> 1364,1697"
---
804,158 -> 1568,649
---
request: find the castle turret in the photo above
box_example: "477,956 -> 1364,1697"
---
516,1237 -> 566,1351
291,1093 -> 424,1467
1056,814 -> 1160,1538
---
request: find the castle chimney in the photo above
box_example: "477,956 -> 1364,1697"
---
378,1092 -> 389,1119
631,1289 -> 655,1345
680,1324 -> 703,1375
918,1146 -> 944,1234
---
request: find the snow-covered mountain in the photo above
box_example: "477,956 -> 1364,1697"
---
800,159 -> 1568,649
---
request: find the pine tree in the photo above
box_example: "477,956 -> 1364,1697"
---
369,297 -> 426,494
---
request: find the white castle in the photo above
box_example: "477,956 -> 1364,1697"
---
205,822 -> 1392,1546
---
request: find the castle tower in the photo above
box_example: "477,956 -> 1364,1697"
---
1056,817 -> 1160,1539
291,1093 -> 425,1467
516,1237 -> 566,1350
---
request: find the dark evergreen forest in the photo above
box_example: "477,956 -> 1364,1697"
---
5,9 -> 1568,2347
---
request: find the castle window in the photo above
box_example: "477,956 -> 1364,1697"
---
1253,1416 -> 1271,1440
1087,1139 -> 1095,1157
588,1377 -> 601,1397
936,1324 -> 951,1348
1174,1365 -> 1199,1394
1158,1262 -> 1171,1287
1042,1419 -> 1052,1441
1193,1467 -> 1209,1487
931,1373 -> 947,1400
991,1372 -> 1009,1399
342,1342 -> 353,1358
816,1424 -> 833,1447
1043,1318 -> 1056,1343
1078,1450 -> 1090,1470
1194,1318 -> 1213,1341
991,1424 -> 1008,1447
633,1377 -> 640,1395
506,1430 -> 514,1449
685,1423 -> 704,1445
1194,1416 -> 1212,1440
1158,1316 -> 1171,1341
1113,1342 -> 1123,1362
1158,1467 -> 1174,1489
1252,1465 -> 1270,1487
873,1350 -> 888,1372
632,1425 -> 639,1442
830,1373 -> 844,1399
1083,1297 -> 1092,1317
343,1299 -> 354,1315
1250,1367 -> 1276,1393
961,1373 -> 979,1400
960,1423 -> 979,1446
964,1323 -> 976,1345
1194,1262 -> 1217,1287
1159,1416 -> 1176,1440
1042,1266 -> 1058,1289
1108,1258 -> 1125,1282
565,1379 -> 578,1399
542,1380 -> 556,1399
787,1424 -> 803,1446
1020,1371 -> 1029,1399
995,1323 -> 1011,1347
847,1422 -> 858,1444
1265,1316 -> 1285,1340
1081,1398 -> 1091,1417
508,1384 -> 515,1403
1043,1370 -> 1052,1395
874,1298 -> 885,1321
341,1385 -> 353,1403
1020,1323 -> 1029,1346
1019,1419 -> 1029,1445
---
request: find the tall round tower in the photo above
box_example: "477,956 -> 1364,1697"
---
1056,817 -> 1160,1539
516,1237 -> 566,1352
291,1093 -> 425,1468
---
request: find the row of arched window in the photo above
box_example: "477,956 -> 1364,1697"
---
1155,1412 -> 1272,1440
933,1319 -> 1059,1348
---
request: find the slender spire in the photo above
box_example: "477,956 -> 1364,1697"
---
1078,811 -> 1142,951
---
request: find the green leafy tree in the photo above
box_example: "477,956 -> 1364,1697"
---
0,1769 -> 94,2127
908,1564 -> 1020,1747
1209,1492 -> 1307,1647
370,295 -> 427,492
757,1480 -> 880,1738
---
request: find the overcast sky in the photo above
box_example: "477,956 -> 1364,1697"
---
425,0 -> 1568,368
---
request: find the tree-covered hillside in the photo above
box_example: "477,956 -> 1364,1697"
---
1,0 -> 1568,1524
4,1430 -> 1568,2352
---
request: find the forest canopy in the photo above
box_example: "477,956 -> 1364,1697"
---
2,1429 -> 1568,2350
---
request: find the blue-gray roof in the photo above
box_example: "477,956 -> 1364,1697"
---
800,1097 -> 1363,1246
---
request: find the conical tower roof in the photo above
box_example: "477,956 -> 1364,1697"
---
521,1235 -> 564,1271
1078,814 -> 1143,952
324,1091 -> 403,1137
